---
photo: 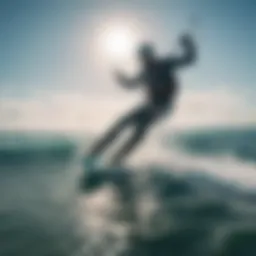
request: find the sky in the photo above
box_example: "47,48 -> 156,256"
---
0,0 -> 255,131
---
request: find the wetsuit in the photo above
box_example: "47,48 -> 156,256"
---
88,35 -> 197,164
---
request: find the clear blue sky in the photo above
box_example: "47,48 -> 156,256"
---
0,0 -> 255,130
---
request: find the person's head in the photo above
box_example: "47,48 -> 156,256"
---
137,43 -> 155,64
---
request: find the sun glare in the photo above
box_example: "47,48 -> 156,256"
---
97,22 -> 140,60
105,27 -> 134,57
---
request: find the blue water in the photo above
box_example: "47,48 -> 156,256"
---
168,127 -> 256,162
0,128 -> 255,256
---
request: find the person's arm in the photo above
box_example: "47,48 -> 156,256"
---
115,70 -> 143,89
169,33 -> 197,68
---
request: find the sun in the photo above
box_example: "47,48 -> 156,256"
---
97,22 -> 140,60
105,26 -> 136,58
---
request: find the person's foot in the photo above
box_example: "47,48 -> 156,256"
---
79,155 -> 99,191
79,172 -> 104,192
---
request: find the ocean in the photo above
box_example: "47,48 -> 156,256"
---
0,127 -> 255,256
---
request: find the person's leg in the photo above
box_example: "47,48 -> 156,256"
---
110,125 -> 148,166
82,113 -> 134,188
111,106 -> 157,165
87,117 -> 129,158
87,106 -> 145,158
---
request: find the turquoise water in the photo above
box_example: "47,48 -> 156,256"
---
0,128 -> 255,256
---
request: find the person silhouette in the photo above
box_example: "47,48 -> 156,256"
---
86,33 -> 197,166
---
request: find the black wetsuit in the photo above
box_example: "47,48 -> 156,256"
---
123,56 -> 182,137
144,59 -> 178,108
88,35 -> 196,164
